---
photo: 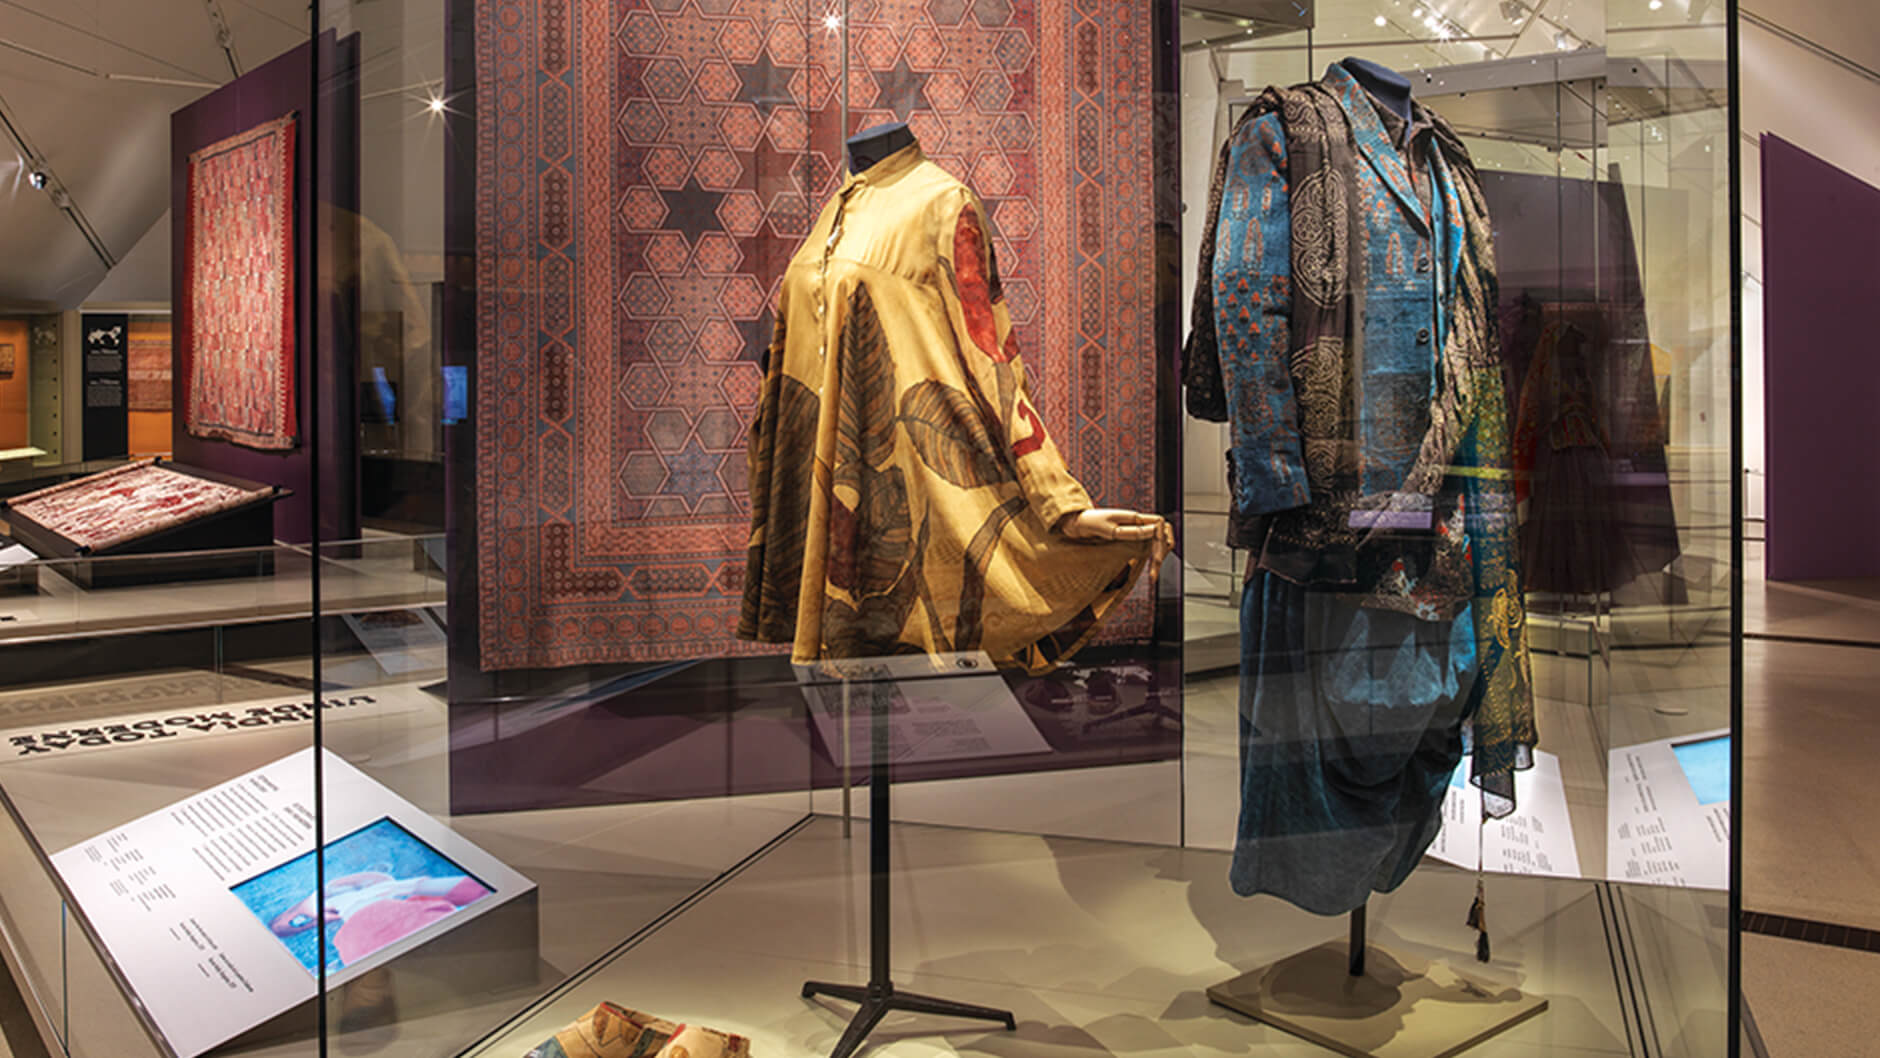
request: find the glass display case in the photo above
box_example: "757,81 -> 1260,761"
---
0,1 -> 1740,1056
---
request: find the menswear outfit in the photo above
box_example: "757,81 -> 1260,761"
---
1186,64 -> 1537,914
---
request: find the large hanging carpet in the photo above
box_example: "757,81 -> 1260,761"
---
474,0 -> 1159,670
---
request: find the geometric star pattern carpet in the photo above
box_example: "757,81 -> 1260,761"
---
474,0 -> 1159,670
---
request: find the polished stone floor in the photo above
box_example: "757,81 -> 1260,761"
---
0,539 -> 1874,1057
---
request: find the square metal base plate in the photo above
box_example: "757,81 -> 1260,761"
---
1207,942 -> 1548,1058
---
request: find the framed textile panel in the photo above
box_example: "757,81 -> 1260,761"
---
127,320 -> 173,413
0,343 -> 13,377
182,114 -> 298,450
472,0 -> 1160,670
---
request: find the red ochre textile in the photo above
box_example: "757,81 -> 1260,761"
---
183,114 -> 297,450
127,321 -> 173,413
474,0 -> 1159,670
5,459 -> 271,554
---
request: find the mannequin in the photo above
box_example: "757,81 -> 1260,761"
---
1340,56 -> 1413,130
742,125 -> 1169,672
1186,57 -> 1535,924
842,126 -> 1164,548
846,122 -> 918,173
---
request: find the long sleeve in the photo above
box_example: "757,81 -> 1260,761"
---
1211,112 -> 1311,518
938,192 -> 1093,530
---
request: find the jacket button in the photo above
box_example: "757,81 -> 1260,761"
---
1416,255 -> 1431,272
1416,328 -> 1431,344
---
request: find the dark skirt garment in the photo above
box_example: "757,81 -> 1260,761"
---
1233,571 -> 1479,916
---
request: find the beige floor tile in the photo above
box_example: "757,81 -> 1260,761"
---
466,819 -> 1650,1058
1742,933 -> 1880,1058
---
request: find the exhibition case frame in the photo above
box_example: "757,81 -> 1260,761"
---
0,0 -> 1743,1057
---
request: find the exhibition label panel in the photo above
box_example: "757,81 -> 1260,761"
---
50,749 -> 533,1058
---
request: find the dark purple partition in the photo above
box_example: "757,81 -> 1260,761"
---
170,33 -> 359,545
1762,135 -> 1880,581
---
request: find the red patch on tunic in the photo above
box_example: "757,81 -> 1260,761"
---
1013,400 -> 1047,458
954,210 -> 1012,362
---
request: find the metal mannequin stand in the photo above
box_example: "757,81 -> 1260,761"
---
802,676 -> 1016,1058
1208,899 -> 1546,1058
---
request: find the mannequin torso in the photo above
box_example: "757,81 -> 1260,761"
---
846,122 -> 918,173
1340,57 -> 1413,131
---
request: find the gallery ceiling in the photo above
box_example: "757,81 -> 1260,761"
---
0,0 -> 305,308
0,0 -> 1861,310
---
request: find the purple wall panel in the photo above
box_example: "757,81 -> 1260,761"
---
1762,135 -> 1880,581
170,34 -> 359,545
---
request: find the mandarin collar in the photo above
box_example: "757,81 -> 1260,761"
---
843,142 -> 925,189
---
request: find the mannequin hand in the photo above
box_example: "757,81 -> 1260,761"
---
1058,508 -> 1166,544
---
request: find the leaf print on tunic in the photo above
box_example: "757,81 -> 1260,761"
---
740,146 -> 1154,673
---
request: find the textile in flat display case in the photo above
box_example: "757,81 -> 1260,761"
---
0,459 -> 283,589
182,114 -> 298,451
460,0 -> 1165,672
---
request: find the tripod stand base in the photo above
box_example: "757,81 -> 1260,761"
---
802,979 -> 1016,1058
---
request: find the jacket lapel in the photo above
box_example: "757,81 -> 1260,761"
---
1324,63 -> 1428,233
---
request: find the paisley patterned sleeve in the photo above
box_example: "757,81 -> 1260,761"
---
1214,112 -> 1311,516
938,191 -> 1093,530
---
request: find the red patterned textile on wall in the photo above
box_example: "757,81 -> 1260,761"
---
5,459 -> 272,553
127,321 -> 173,413
183,115 -> 297,450
474,0 -> 1158,670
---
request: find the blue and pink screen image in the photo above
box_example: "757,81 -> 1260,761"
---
1671,736 -> 1731,806
231,817 -> 492,975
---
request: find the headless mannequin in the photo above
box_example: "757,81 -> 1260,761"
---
1340,57 -> 1414,135
839,123 -> 1167,549
847,121 -> 918,173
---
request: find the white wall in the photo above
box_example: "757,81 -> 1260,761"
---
86,211 -> 171,305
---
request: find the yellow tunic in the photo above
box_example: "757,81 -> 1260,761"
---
738,145 -> 1150,673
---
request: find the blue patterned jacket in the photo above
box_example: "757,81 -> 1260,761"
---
1187,65 -> 1537,808
1189,63 -> 1471,557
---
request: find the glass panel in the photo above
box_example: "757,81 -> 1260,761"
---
0,2 -> 1741,1057
1181,1 -> 1734,1055
0,545 -> 320,1058
0,4 -> 328,1053
307,0 -> 843,1052
1605,1 -> 1735,1055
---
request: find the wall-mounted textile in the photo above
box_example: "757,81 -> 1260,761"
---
4,459 -> 272,553
183,114 -> 297,451
473,0 -> 1159,670
127,321 -> 174,413
0,343 -> 13,377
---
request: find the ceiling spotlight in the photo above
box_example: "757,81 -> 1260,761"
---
427,95 -> 446,114
1375,14 -> 1388,26
1500,0 -> 1525,19
1648,0 -> 1662,7
1555,31 -> 1574,49
822,12 -> 842,30
1412,6 -> 1423,16
28,171 -> 47,190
